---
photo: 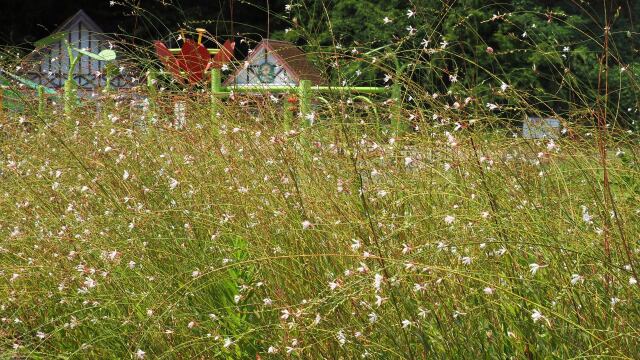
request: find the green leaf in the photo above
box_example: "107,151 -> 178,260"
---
73,48 -> 117,62
0,71 -> 57,94
34,32 -> 68,48
97,49 -> 117,61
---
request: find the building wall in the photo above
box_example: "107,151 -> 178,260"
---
24,19 -> 131,90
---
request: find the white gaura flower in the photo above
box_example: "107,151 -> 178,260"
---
413,283 -> 426,293
263,298 -> 273,306
122,170 -> 129,180
368,312 -> 378,323
529,263 -> 547,275
169,177 -> 179,190
402,243 -> 412,255
461,256 -> 472,265
305,112 -> 315,124
483,287 -> 494,295
267,346 -> 278,354
401,319 -> 412,328
500,82 -> 508,92
581,205 -> 593,224
329,280 -> 339,291
570,274 -> 584,285
531,309 -> 544,322
444,215 -> 455,225
406,9 -> 415,18
383,17 -> 392,24
302,220 -> 312,230
336,330 -> 346,346
630,277 -> 637,285
404,157 -> 413,166
373,273 -> 383,292
135,349 -> 146,359
223,337 -> 233,348
83,277 -> 97,289
351,239 -> 361,251
280,309 -> 290,320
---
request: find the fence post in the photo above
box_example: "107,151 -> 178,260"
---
210,68 -> 222,123
64,79 -> 76,118
298,79 -> 311,124
37,85 -> 45,118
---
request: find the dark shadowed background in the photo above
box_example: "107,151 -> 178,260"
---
0,0 -> 290,46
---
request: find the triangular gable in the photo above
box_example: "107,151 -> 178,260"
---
21,10 -> 133,90
35,10 -> 106,47
51,9 -> 104,39
225,40 -> 325,87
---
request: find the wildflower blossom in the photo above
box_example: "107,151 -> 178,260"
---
402,243 -> 412,254
169,178 -> 179,190
581,206 -> 593,224
529,263 -> 546,275
368,312 -> 378,323
329,281 -> 339,291
570,274 -> 584,285
610,297 -> 621,307
373,273 -> 383,292
531,309 -> 544,323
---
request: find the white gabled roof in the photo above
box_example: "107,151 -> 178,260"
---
51,9 -> 105,35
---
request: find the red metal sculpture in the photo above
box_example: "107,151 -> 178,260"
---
154,29 -> 235,85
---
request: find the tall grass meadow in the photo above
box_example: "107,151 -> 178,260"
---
0,0 -> 638,358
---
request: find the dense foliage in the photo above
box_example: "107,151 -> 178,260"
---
277,0 -> 638,126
